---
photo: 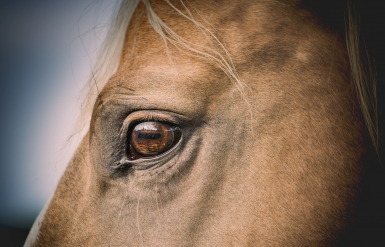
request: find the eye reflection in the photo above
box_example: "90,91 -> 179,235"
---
128,121 -> 182,160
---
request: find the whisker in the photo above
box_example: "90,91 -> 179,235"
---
172,173 -> 181,230
175,166 -> 184,177
137,188 -> 144,244
117,176 -> 137,224
156,174 -> 161,217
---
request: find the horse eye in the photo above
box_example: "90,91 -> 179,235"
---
128,121 -> 182,160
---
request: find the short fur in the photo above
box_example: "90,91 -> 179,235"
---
25,0 -> 381,246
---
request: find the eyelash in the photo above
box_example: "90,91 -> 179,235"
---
142,114 -> 169,122
119,113 -> 171,139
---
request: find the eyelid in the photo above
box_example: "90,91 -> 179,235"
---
119,110 -> 183,139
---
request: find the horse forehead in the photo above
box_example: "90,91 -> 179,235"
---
114,0 -> 323,92
108,65 -> 229,105
210,1 -> 332,65
139,0 -> 307,53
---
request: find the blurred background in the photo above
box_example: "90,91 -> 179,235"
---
0,0 -> 119,245
0,0 -> 384,246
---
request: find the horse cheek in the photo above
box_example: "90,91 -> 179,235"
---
30,133 -> 91,246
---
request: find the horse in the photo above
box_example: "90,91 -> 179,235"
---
25,0 -> 384,246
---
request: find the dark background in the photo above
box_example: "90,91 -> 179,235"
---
0,0 -> 384,246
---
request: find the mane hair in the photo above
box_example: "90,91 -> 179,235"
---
345,0 -> 379,155
141,0 -> 248,94
75,0 -> 141,139
77,0 -> 378,155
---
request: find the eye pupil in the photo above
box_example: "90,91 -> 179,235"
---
138,133 -> 162,139
129,121 -> 181,158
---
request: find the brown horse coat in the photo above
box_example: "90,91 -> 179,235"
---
26,0 -> 382,246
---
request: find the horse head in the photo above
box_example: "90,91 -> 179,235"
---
25,0 -> 383,246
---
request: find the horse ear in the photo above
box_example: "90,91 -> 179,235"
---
26,133 -> 90,247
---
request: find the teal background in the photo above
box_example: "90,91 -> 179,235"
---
0,0 -> 119,231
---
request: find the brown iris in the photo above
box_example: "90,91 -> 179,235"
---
128,122 -> 182,159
